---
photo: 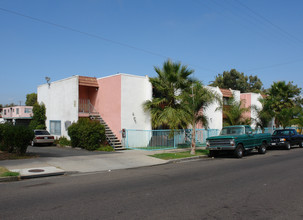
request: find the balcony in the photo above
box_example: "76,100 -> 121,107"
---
78,99 -> 98,117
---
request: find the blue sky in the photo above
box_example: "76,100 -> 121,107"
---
1,0 -> 303,105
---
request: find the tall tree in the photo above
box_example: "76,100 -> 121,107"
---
29,103 -> 46,130
275,108 -> 296,129
266,81 -> 302,127
25,93 -> 37,106
292,108 -> 303,134
143,59 -> 194,130
210,69 -> 263,93
181,82 -> 218,154
218,96 -> 250,126
252,97 -> 275,133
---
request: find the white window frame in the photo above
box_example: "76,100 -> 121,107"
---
50,120 -> 61,135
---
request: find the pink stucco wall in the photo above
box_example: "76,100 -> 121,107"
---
95,75 -> 121,140
240,94 -> 251,120
2,106 -> 33,119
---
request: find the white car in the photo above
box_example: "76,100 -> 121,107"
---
31,130 -> 55,146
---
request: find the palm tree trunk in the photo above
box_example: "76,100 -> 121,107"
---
190,123 -> 196,155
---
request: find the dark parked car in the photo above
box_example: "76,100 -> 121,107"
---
31,129 -> 55,146
270,129 -> 303,150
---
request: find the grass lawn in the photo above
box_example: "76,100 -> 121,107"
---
150,149 -> 209,160
0,166 -> 19,177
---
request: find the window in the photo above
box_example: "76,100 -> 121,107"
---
16,108 -> 19,114
4,110 -> 6,115
24,108 -> 32,113
50,120 -> 61,135
245,127 -> 252,134
223,97 -> 230,105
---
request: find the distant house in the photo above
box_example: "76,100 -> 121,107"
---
2,106 -> 33,126
38,74 -> 152,148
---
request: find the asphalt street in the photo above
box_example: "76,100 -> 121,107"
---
1,147 -> 303,219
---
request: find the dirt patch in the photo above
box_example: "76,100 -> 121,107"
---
0,151 -> 38,160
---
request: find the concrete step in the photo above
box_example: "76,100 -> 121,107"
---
91,114 -> 123,149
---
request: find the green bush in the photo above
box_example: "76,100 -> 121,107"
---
1,123 -> 15,153
96,145 -> 115,152
0,123 -> 34,155
58,136 -> 71,147
68,118 -> 106,151
29,103 -> 46,130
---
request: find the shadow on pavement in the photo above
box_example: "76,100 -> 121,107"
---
27,145 -> 117,157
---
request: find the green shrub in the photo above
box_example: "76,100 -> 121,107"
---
68,118 -> 106,151
1,123 -> 34,155
58,136 -> 71,147
13,126 -> 35,155
96,145 -> 115,152
2,123 -> 15,153
29,103 -> 46,130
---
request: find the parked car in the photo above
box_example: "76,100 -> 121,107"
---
31,129 -> 55,146
206,125 -> 271,158
270,129 -> 303,150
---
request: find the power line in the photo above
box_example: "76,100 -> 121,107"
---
246,56 -> 303,72
0,7 -> 217,74
234,0 -> 303,45
0,7 -> 168,59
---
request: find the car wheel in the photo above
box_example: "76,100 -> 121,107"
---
285,142 -> 291,150
258,142 -> 267,154
299,141 -> 303,148
234,144 -> 244,158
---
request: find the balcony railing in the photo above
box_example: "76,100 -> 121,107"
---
79,99 -> 98,114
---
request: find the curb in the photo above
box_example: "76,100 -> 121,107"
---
0,176 -> 20,182
167,155 -> 208,163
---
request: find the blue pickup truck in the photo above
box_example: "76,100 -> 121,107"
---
270,129 -> 303,150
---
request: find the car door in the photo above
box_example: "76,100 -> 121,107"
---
244,126 -> 255,149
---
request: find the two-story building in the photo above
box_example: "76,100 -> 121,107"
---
38,74 -> 152,148
2,106 -> 33,126
37,73 -> 266,148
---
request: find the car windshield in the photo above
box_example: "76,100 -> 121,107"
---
220,127 -> 244,135
273,130 -> 291,136
35,130 -> 50,135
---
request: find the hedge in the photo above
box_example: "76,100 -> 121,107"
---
68,118 -> 106,151
0,123 -> 34,155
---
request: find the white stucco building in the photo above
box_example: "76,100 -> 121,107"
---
38,74 -> 152,147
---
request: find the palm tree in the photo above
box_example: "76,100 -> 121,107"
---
181,82 -> 218,154
143,59 -> 194,130
218,96 -> 250,126
266,81 -> 301,127
252,97 -> 274,133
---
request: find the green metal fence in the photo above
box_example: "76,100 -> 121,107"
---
123,129 -> 220,150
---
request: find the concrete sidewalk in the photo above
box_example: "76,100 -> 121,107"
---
0,149 -> 169,178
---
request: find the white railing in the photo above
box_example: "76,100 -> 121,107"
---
78,99 -> 98,114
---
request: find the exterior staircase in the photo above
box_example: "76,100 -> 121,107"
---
90,114 -> 124,150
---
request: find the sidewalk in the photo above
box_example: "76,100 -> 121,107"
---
0,149 -> 169,179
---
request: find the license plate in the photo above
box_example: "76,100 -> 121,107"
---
271,143 -> 276,145
44,137 -> 48,139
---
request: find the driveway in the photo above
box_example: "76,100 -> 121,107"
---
0,146 -> 166,174
27,145 -> 114,157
